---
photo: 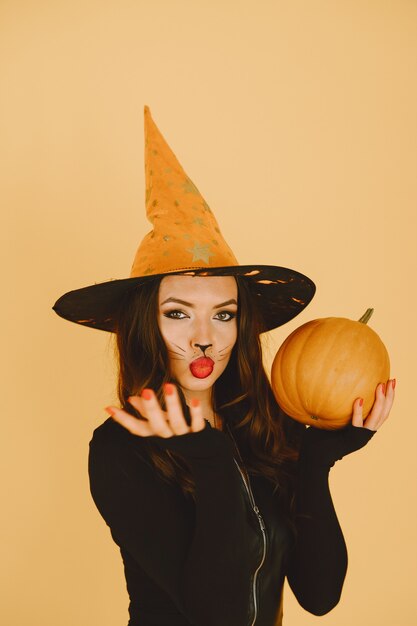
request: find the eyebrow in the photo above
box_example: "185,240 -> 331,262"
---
160,297 -> 238,309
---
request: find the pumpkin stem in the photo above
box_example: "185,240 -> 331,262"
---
358,308 -> 374,324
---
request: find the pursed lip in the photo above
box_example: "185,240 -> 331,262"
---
189,356 -> 215,379
190,356 -> 214,365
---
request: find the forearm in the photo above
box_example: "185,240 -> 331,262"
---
287,462 -> 347,615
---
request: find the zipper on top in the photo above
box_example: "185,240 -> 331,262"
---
226,425 -> 267,626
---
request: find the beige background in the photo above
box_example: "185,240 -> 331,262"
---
1,1 -> 416,624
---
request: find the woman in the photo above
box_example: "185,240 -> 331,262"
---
52,106 -> 395,625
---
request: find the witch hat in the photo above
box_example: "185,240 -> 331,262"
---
52,106 -> 315,332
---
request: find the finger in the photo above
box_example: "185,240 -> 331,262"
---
139,388 -> 173,438
363,382 -> 387,431
351,397 -> 364,427
378,378 -> 396,424
163,383 -> 190,435
105,405 -> 154,437
127,394 -> 149,420
189,398 -> 206,433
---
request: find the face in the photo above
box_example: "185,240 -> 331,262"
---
158,275 -> 238,394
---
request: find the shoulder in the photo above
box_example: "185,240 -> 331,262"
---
90,416 -> 154,449
88,417 -> 155,477
90,416 -> 131,446
90,416 -> 133,454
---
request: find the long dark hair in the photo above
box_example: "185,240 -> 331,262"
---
112,275 -> 302,505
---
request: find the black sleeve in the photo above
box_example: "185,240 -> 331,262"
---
88,419 -> 254,626
286,424 -> 376,615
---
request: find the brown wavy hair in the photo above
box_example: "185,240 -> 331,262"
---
112,275 -> 302,505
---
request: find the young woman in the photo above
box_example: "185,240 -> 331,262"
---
52,106 -> 395,625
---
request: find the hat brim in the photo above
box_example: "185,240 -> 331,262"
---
52,265 -> 316,333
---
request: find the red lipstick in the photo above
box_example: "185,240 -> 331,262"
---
189,357 -> 214,379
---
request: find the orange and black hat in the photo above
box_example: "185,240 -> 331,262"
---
52,106 -> 315,333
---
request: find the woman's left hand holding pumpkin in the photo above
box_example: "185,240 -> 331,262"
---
298,378 -> 396,468
351,378 -> 396,431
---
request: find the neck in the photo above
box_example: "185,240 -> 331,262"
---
183,387 -> 222,430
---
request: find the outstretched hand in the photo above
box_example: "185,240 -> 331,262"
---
104,383 -> 206,437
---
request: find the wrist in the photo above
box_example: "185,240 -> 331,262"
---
298,424 -> 377,469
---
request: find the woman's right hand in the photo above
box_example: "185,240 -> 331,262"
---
104,383 -> 206,438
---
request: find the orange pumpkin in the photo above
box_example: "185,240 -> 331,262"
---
271,309 -> 390,430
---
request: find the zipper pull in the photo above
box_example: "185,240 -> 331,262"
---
253,506 -> 266,530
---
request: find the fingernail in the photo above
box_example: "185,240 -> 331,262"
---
141,389 -> 152,400
190,398 -> 200,407
164,383 -> 174,396
359,398 -> 364,407
392,378 -> 396,389
105,406 -> 115,416
381,383 -> 386,395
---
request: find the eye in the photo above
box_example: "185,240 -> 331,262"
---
162,309 -> 236,322
163,309 -> 188,320
215,311 -> 236,322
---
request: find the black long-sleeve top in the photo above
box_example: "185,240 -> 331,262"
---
88,415 -> 375,626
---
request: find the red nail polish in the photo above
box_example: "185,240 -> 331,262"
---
141,389 -> 152,400
392,379 -> 396,389
164,383 -> 174,395
105,407 -> 115,416
359,398 -> 364,407
381,383 -> 386,395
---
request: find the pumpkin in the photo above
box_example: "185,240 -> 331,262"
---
271,309 -> 390,430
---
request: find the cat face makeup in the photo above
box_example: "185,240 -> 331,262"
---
158,275 -> 238,394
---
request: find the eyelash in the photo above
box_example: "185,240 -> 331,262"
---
163,310 -> 237,322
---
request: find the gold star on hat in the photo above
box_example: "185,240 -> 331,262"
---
52,106 -> 316,332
